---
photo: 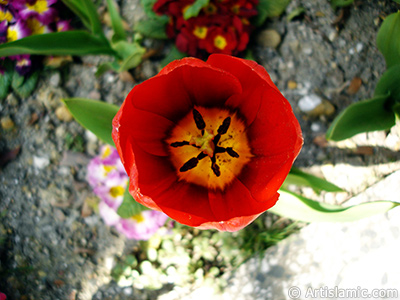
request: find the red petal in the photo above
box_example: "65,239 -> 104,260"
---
248,88 -> 303,157
239,154 -> 296,202
206,54 -> 279,125
208,176 -> 279,221
197,213 -> 263,232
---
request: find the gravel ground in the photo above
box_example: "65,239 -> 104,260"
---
1,0 -> 399,299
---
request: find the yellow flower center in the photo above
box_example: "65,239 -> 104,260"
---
0,10 -> 13,22
231,4 -> 240,14
167,107 -> 253,191
7,28 -> 18,42
101,146 -> 112,159
27,18 -> 45,35
109,186 -> 125,198
193,26 -> 208,39
131,213 -> 145,223
0,0 -> 8,5
103,165 -> 116,176
214,35 -> 228,50
27,0 -> 49,14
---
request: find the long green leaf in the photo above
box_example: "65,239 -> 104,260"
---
183,0 -> 210,20
119,44 -> 146,72
0,31 -> 115,57
105,0 -> 127,43
117,184 -> 149,218
270,189 -> 399,222
61,0 -> 92,30
326,94 -> 395,141
81,0 -> 104,37
377,11 -> 400,68
284,168 -> 343,193
63,98 -> 119,145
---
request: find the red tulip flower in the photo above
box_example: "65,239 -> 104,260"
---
112,54 -> 303,232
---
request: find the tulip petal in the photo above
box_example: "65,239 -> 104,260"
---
207,54 -> 279,125
208,176 -> 279,222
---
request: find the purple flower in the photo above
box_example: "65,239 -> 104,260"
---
56,19 -> 72,32
13,0 -> 57,25
15,54 -> 31,75
0,4 -> 14,23
26,17 -> 52,35
88,145 -> 169,240
7,19 -> 31,42
115,210 -> 169,240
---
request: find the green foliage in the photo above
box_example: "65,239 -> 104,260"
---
253,0 -> 291,26
64,133 -> 85,152
270,190 -> 400,222
325,94 -> 395,141
117,184 -> 149,218
11,71 -> 39,99
63,98 -> 119,146
0,31 -> 116,57
284,168 -> 343,193
134,19 -> 169,39
105,0 -> 128,43
140,0 -> 162,19
183,0 -> 210,20
330,0 -> 354,9
377,11 -> 400,69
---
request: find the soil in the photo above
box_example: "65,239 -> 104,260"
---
0,0 -> 399,299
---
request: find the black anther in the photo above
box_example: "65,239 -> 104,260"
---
193,109 -> 206,130
180,157 -> 199,172
171,141 -> 190,147
226,147 -> 239,158
217,117 -> 231,135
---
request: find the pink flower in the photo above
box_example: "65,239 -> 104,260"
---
56,19 -> 72,32
15,54 -> 31,75
0,292 -> 7,300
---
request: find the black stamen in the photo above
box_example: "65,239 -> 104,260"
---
217,117 -> 231,135
214,146 -> 226,154
171,141 -> 190,147
226,147 -> 239,158
180,157 -> 199,172
211,156 -> 221,177
193,109 -> 206,130
197,152 -> 207,160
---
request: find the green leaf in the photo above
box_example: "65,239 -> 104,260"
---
374,64 -> 400,105
326,94 -> 395,141
270,189 -> 400,222
12,71 -> 39,99
183,0 -> 210,20
283,168 -> 343,193
105,0 -> 127,43
0,62 -> 13,100
0,31 -> 116,57
81,0 -> 104,36
161,45 -> 187,67
141,0 -> 161,19
330,0 -> 354,9
119,43 -> 146,71
252,0 -> 291,26
117,184 -> 149,218
134,18 -> 168,39
63,98 -> 119,145
286,7 -> 305,22
393,0 -> 400,3
61,0 -> 92,30
95,61 -> 120,76
377,11 -> 400,69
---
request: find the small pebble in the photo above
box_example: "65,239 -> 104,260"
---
257,29 -> 281,49
1,117 -> 15,130
287,80 -> 298,89
347,77 -> 362,95
55,106 -> 73,122
33,156 -> 50,169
